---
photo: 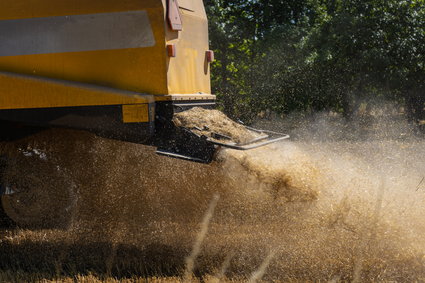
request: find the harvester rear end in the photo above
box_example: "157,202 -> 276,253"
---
0,0 -> 288,227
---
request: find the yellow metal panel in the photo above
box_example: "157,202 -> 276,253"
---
0,1 -> 169,95
166,0 -> 211,95
0,72 -> 153,110
122,104 -> 150,123
178,0 -> 196,11
0,47 -> 168,95
0,0 -> 163,20
0,0 -> 214,99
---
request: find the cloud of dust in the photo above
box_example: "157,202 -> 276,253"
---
1,103 -> 425,281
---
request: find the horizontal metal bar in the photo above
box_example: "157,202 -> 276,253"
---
236,134 -> 269,146
156,150 -> 210,163
244,126 -> 290,137
209,134 -> 290,150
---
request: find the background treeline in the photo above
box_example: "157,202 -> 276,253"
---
204,0 -> 424,123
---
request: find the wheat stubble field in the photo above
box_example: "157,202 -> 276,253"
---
0,110 -> 424,282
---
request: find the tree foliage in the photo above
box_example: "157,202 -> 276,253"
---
205,0 -> 425,122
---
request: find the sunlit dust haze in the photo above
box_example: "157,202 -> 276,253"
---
0,106 -> 424,281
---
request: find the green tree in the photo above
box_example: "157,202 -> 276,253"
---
205,0 -> 310,121
205,0 -> 425,122
306,0 -> 425,119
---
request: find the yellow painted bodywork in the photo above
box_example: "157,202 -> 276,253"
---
0,72 -> 153,110
0,0 -> 168,96
166,1 -> 211,95
122,104 -> 150,123
0,0 -> 212,111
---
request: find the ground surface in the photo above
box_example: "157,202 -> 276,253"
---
0,109 -> 424,282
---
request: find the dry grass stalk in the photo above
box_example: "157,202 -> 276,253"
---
247,250 -> 276,283
215,252 -> 234,281
415,177 -> 424,191
184,194 -> 220,281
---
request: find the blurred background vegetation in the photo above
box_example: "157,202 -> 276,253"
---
204,0 -> 424,123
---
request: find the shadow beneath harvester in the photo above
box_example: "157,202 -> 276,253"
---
0,235 -> 186,279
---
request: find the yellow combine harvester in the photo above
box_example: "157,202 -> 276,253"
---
0,0 -> 220,162
0,0 -> 288,227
